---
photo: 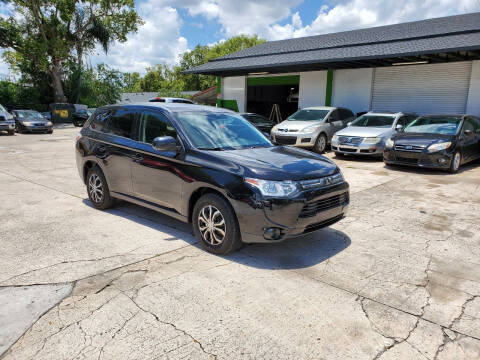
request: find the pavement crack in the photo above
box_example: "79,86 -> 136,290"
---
448,294 -> 478,330
119,289 -> 217,359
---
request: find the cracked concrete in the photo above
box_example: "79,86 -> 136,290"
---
1,129 -> 480,359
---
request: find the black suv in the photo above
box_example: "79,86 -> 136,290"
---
76,103 -> 349,254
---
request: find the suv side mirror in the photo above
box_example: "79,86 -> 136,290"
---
395,124 -> 404,132
347,122 -> 352,127
464,129 -> 474,136
152,136 -> 179,152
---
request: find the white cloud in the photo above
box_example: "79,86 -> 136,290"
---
276,0 -> 480,39
89,2 -> 188,73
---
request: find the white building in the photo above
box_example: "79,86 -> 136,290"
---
186,12 -> 480,119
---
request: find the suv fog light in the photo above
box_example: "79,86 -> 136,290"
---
301,138 -> 311,143
264,227 -> 283,240
438,158 -> 447,164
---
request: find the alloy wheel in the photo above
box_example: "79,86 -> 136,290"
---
88,174 -> 104,203
198,205 -> 226,245
316,134 -> 326,153
452,152 -> 461,172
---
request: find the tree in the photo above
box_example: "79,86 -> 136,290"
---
0,0 -> 142,103
64,63 -> 124,107
179,35 -> 266,91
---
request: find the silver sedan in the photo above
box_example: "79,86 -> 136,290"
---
331,112 -> 417,157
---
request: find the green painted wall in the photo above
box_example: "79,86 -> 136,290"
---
217,99 -> 239,112
325,70 -> 334,106
247,75 -> 300,86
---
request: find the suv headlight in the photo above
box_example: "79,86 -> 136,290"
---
385,138 -> 394,148
245,178 -> 298,197
428,142 -> 451,153
302,125 -> 320,133
332,135 -> 339,143
22,121 -> 32,126
362,137 -> 381,144
47,121 -> 53,126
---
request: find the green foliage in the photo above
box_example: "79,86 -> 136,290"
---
123,35 -> 266,94
0,0 -> 142,102
64,64 -> 124,107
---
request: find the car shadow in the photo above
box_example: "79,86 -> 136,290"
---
81,199 -> 351,270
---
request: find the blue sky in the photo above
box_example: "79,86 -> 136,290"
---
1,0 -> 480,76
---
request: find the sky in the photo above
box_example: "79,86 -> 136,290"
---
1,0 -> 480,77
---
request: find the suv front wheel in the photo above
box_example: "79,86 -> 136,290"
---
86,166 -> 115,210
192,193 -> 242,254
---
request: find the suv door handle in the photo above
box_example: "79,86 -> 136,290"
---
132,153 -> 143,162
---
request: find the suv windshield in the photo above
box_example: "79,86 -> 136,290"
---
175,112 -> 272,150
288,109 -> 329,121
17,110 -> 44,120
405,116 -> 461,135
351,115 -> 396,128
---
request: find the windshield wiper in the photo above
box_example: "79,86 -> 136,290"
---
197,147 -> 224,151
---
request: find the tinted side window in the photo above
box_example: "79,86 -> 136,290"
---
139,111 -> 177,144
105,109 -> 135,139
397,116 -> 408,127
91,111 -> 111,132
339,109 -> 354,119
172,99 -> 192,104
463,119 -> 475,134
467,117 -> 480,134
329,110 -> 340,121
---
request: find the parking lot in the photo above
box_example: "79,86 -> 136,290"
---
1,127 -> 479,359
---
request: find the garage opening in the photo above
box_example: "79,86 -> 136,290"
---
246,75 -> 299,121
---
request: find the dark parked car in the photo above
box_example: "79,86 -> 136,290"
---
76,103 -> 349,254
384,114 -> 480,173
41,111 -> 52,121
0,104 -> 15,135
240,113 -> 274,135
72,108 -> 96,127
12,110 -> 53,134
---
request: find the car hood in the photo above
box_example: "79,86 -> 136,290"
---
207,146 -> 339,181
393,132 -> 455,147
275,120 -> 322,131
335,126 -> 392,138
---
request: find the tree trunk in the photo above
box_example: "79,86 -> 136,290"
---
75,46 -> 83,103
51,60 -> 67,103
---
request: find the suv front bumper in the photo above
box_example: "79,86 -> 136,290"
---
271,131 -> 319,147
331,140 -> 384,156
231,182 -> 349,243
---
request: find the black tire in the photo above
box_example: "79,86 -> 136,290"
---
314,133 -> 327,153
449,152 -> 461,173
7,130 -> 14,136
47,130 -> 53,134
192,193 -> 242,255
86,166 -> 115,210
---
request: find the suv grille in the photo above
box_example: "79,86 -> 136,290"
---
299,193 -> 349,218
0,115 -> 5,122
275,135 -> 297,145
394,144 -> 425,152
298,173 -> 344,190
338,136 -> 363,145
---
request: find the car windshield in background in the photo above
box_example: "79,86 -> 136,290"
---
351,115 -> 396,128
247,115 -> 272,124
405,116 -> 462,135
288,109 -> 329,121
175,112 -> 272,150
17,111 -> 44,120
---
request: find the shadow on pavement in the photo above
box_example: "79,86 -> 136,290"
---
82,199 -> 351,270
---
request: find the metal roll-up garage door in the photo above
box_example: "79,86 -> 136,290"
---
371,62 -> 472,114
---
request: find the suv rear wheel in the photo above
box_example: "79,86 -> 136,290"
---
192,193 -> 242,254
86,166 -> 115,210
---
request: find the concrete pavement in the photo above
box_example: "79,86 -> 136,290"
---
0,128 -> 479,359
